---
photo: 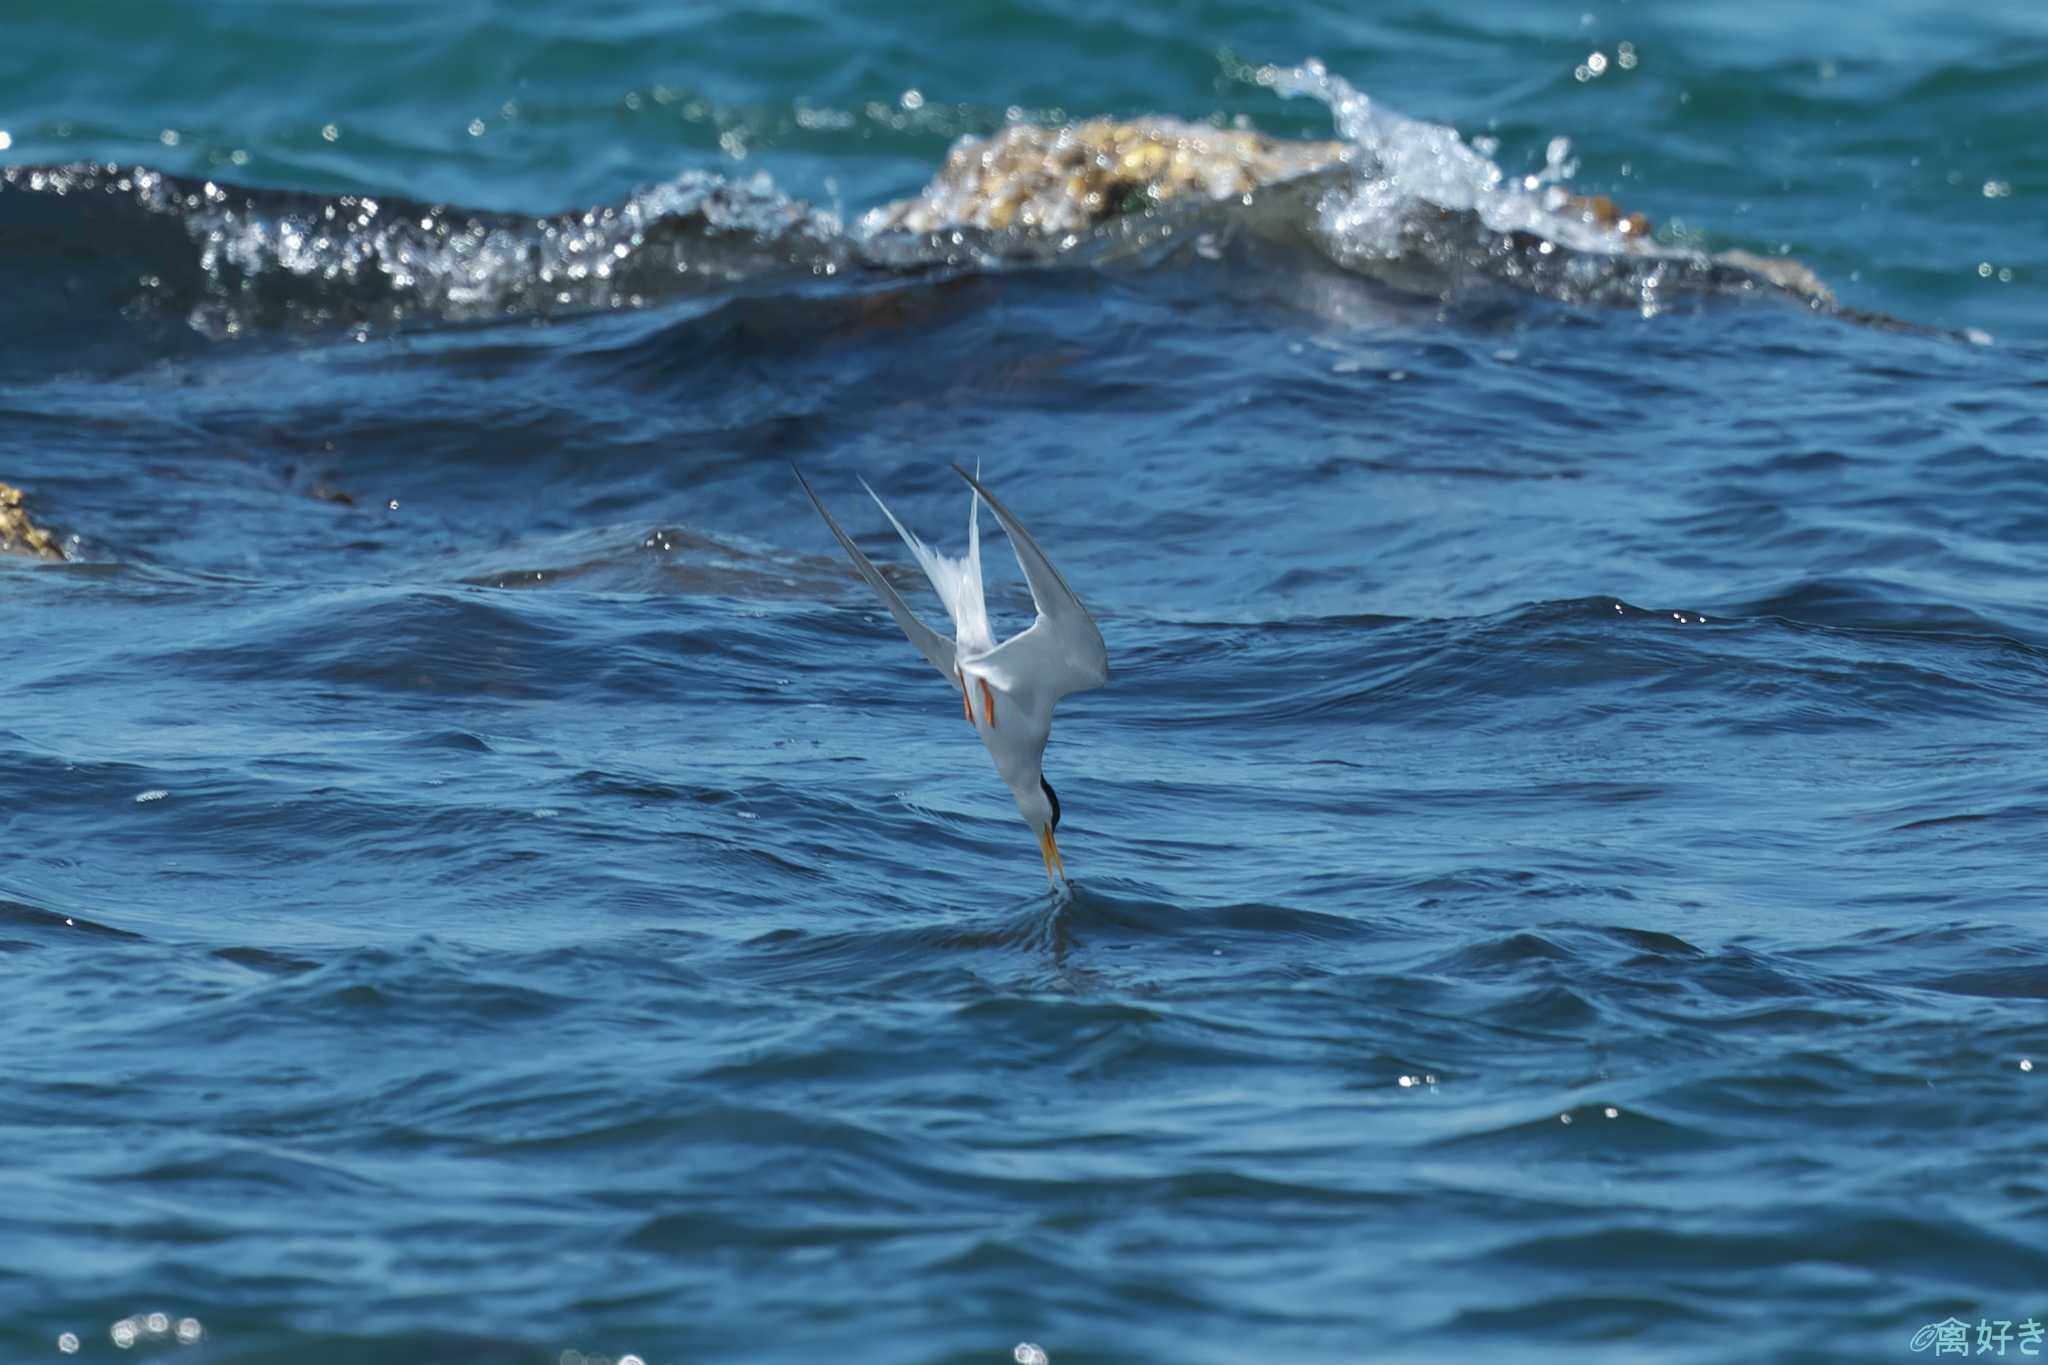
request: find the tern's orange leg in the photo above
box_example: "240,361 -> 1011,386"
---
978,678 -> 997,728
957,669 -> 972,724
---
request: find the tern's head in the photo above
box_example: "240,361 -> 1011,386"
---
1016,774 -> 1067,884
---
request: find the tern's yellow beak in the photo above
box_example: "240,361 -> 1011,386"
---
1037,824 -> 1068,885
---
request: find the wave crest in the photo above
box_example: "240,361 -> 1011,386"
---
0,60 -> 1857,343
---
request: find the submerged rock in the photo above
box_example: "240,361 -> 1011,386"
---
866,117 -> 1353,235
866,116 -> 1832,308
866,119 -> 1678,246
0,483 -> 64,561
1711,249 -> 1835,306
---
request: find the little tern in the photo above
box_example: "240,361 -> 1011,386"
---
795,464 -> 1109,884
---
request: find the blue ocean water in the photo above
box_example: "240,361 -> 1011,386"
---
3,2 -> 2046,1362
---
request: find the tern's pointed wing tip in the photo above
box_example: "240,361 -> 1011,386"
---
792,463 -> 829,507
793,467 -> 960,684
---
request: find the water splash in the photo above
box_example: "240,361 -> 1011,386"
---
1257,59 -> 1633,259
193,168 -> 845,324
0,161 -> 848,334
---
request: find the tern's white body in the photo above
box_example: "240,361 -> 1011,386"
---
796,464 -> 1109,881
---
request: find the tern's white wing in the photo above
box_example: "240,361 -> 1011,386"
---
794,467 -> 957,682
949,463 -> 1108,704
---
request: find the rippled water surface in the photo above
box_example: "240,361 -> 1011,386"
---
4,3 -> 2046,1362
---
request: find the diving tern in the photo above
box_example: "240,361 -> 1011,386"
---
796,464 -> 1109,885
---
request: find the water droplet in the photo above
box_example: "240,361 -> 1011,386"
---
468,119 -> 486,137
2023,1059 -> 2034,1072
0,131 -> 11,152
176,1318 -> 203,1343
135,789 -> 168,803
321,123 -> 338,142
1604,1106 -> 1619,1119
1398,1074 -> 1415,1088
57,1333 -> 79,1354
1559,1113 -> 1573,1125
1015,1345 -> 1050,1365
145,1313 -> 168,1334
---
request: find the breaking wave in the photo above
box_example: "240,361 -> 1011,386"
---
0,60 -> 1852,346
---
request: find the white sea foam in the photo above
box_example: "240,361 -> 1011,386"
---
1258,58 -> 1670,266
